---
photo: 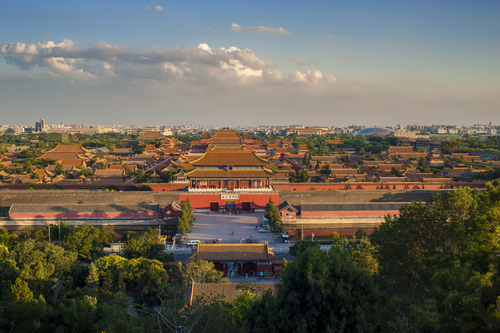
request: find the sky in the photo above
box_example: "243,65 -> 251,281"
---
1,0 -> 499,127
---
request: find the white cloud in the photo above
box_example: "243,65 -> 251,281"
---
145,6 -> 163,11
289,56 -> 303,66
340,54 -> 351,59
1,39 -> 336,93
207,27 -> 216,34
43,34 -> 49,37
230,23 -> 291,34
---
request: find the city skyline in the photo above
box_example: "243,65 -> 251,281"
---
1,0 -> 499,126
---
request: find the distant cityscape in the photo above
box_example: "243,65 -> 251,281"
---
2,118 -> 500,137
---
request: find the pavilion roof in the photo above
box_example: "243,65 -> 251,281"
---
138,131 -> 165,140
389,146 -> 415,153
300,202 -> 408,212
185,169 -> 276,179
193,242 -> 277,261
190,150 -> 269,167
277,200 -> 299,212
42,144 -> 90,160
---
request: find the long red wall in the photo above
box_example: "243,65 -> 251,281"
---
10,212 -> 161,219
179,193 -> 280,210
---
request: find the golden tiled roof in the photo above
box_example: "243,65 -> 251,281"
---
138,131 -> 165,140
191,150 -> 269,166
42,144 -> 89,160
194,242 -> 277,261
185,169 -> 277,179
389,146 -> 415,153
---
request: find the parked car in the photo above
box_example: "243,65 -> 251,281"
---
259,227 -> 270,233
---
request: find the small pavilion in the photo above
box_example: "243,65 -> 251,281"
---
189,242 -> 277,277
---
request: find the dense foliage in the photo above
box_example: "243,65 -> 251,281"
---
2,185 -> 500,332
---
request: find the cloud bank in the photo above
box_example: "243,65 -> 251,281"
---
145,6 -> 163,11
230,23 -> 290,34
1,39 -> 336,93
289,56 -> 303,65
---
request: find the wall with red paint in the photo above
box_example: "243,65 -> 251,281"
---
180,193 -> 280,210
9,212 -> 161,220
299,229 -> 374,236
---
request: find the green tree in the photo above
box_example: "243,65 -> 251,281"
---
320,162 -> 331,175
64,224 -> 113,261
0,229 -> 18,251
302,154 -> 310,165
264,198 -> 283,233
176,259 -> 229,284
54,163 -> 64,175
9,240 -> 77,297
342,152 -> 351,162
442,139 -> 462,154
10,277 -> 33,303
97,162 -> 108,169
79,168 -> 94,177
314,159 -> 321,171
342,236 -> 379,275
86,262 -> 99,289
123,228 -> 173,262
390,166 -> 400,176
354,228 -> 368,239
288,240 -> 320,257
245,247 -> 382,332
183,196 -> 195,226
225,289 -> 256,327
177,200 -> 193,236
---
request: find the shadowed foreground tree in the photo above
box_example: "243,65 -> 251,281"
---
245,247 -> 382,333
64,224 -> 114,262
372,187 -> 500,331
123,228 -> 174,262
176,259 -> 229,284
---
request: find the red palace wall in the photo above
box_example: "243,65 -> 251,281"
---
180,193 -> 280,210
296,230 -> 374,236
300,210 -> 401,217
9,212 -> 161,219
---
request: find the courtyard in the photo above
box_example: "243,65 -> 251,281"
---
183,212 -> 281,244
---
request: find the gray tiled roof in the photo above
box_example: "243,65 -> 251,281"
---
300,202 -> 409,212
9,203 -> 160,214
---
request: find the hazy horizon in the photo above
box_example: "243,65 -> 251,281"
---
1,0 -> 499,127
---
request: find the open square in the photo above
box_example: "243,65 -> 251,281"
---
184,212 -> 279,244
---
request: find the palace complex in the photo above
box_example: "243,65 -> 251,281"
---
184,129 -> 287,191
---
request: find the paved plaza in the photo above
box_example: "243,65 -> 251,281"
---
183,212 -> 283,245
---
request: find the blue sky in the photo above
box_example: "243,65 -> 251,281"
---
1,0 -> 499,126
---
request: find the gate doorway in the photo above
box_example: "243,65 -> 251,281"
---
210,202 -> 219,212
241,202 -> 251,211
225,201 -> 235,211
